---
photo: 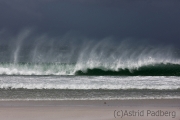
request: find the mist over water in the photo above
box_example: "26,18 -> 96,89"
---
0,30 -> 180,75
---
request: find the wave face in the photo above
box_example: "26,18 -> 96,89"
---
75,63 -> 180,76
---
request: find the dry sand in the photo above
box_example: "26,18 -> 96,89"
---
0,99 -> 179,120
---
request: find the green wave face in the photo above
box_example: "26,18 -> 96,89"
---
76,63 -> 180,76
76,64 -> 180,76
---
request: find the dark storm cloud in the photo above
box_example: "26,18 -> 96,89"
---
0,0 -> 180,45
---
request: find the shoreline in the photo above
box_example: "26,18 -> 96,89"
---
0,99 -> 179,120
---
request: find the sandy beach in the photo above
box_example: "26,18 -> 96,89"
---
0,99 -> 179,120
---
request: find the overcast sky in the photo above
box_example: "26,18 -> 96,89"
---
0,0 -> 180,46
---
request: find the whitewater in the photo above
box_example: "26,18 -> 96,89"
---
0,76 -> 180,100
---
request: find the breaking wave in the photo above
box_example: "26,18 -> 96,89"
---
0,31 -> 180,76
0,62 -> 180,76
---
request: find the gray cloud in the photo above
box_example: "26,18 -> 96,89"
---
0,0 -> 180,46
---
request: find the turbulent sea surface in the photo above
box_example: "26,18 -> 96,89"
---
0,34 -> 180,100
0,76 -> 180,100
0,63 -> 180,100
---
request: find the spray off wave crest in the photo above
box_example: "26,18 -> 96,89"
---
0,31 -> 180,75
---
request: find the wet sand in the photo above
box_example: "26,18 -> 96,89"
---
0,99 -> 179,120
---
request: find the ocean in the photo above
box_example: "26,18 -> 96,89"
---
0,75 -> 180,100
0,37 -> 180,100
